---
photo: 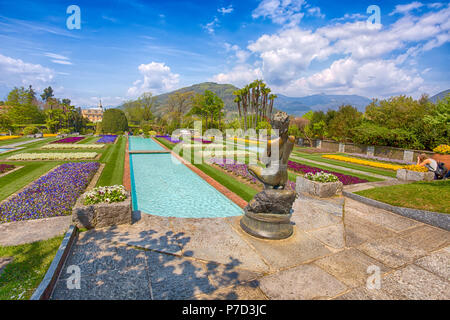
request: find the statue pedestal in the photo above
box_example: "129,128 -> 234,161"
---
240,189 -> 296,240
240,212 -> 293,240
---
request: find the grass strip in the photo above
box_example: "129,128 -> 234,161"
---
96,136 -> 126,186
0,235 -> 64,300
0,162 -> 58,201
355,180 -> 450,214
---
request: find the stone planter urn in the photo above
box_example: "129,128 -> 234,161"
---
295,176 -> 343,198
396,169 -> 434,181
72,191 -> 132,229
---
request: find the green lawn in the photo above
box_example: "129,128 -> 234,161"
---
76,136 -> 99,144
291,151 -> 397,178
96,135 -> 126,186
356,180 -> 450,214
0,137 -> 33,147
0,162 -> 59,201
0,235 -> 64,300
0,137 -> 59,160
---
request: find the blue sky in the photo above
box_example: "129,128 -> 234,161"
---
0,0 -> 449,107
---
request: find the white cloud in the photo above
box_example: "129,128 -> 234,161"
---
224,43 -> 251,63
252,0 -> 306,26
51,60 -> 72,65
211,65 -> 263,87
390,1 -> 423,16
307,7 -> 324,18
127,62 -> 179,97
0,53 -> 55,89
214,4 -> 450,98
202,17 -> 219,34
218,5 -> 233,15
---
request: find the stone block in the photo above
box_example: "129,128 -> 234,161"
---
72,192 -> 132,229
396,169 -> 434,181
296,176 -> 343,198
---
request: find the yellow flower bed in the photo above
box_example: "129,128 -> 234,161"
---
433,144 -> 450,155
322,154 -> 404,171
0,135 -> 20,141
43,133 -> 58,137
403,165 -> 429,172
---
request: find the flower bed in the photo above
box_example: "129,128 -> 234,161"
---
433,145 -> 450,154
403,165 -> 428,172
0,164 -> 15,174
322,154 -> 403,171
155,135 -> 180,143
7,152 -> 98,160
0,162 -> 100,223
208,158 -> 296,191
84,185 -> 127,204
96,135 -> 117,144
348,153 -> 413,165
51,137 -> 84,144
41,144 -> 105,149
192,137 -> 212,144
0,136 -> 20,141
296,174 -> 343,198
288,161 -> 368,185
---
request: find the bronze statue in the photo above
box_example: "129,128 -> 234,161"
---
247,111 -> 295,189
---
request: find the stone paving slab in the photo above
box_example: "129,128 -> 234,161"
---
52,266 -> 151,300
0,216 -> 71,246
358,237 -> 428,268
259,264 -> 347,300
195,280 -> 267,300
380,264 -> 450,300
314,248 -> 391,288
343,214 -> 397,247
230,218 -> 332,271
307,223 -> 345,250
345,198 -> 421,232
414,246 -> 450,280
399,225 -> 450,252
170,217 -> 270,272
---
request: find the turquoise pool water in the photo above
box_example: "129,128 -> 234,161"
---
0,148 -> 13,153
129,139 -> 243,218
129,136 -> 165,151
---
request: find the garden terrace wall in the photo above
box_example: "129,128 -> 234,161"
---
374,146 -> 405,160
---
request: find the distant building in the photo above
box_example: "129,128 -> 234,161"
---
81,101 -> 103,123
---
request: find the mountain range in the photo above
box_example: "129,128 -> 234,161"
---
119,82 -> 449,117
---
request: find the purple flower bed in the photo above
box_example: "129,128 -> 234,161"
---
51,137 -> 85,144
288,161 -> 368,185
0,164 -> 15,174
0,162 -> 100,223
156,135 -> 181,143
192,137 -> 212,144
96,135 -> 117,144
208,158 -> 296,191
348,153 -> 413,165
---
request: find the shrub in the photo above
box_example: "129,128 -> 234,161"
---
23,126 -> 39,135
58,128 -> 71,134
101,109 -> 128,133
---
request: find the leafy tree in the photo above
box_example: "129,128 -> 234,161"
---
137,92 -> 156,122
422,94 -> 450,148
101,109 -> 128,133
328,105 -> 362,141
167,91 -> 194,126
6,87 -> 45,124
40,86 -> 54,102
0,113 -> 12,133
